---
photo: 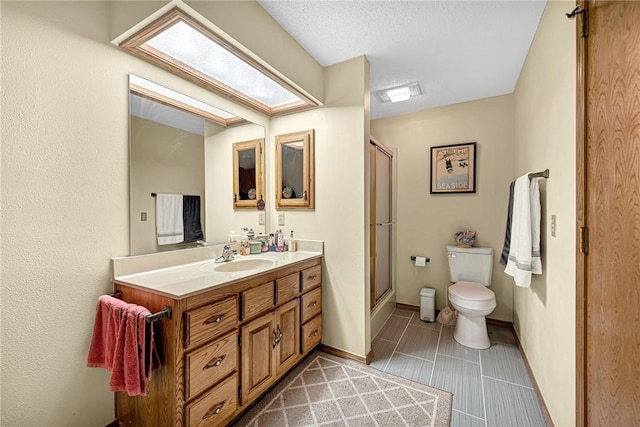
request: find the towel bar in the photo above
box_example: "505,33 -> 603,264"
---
145,307 -> 172,323
528,169 -> 549,179
109,291 -> 172,323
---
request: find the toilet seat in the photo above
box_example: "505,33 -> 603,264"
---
449,281 -> 496,311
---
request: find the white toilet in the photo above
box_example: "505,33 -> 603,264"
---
446,245 -> 496,349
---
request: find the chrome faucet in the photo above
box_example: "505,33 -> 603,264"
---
215,244 -> 235,263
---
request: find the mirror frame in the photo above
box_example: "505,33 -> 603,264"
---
233,138 -> 265,210
275,129 -> 315,210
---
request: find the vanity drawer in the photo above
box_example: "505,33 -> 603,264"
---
301,265 -> 322,293
185,297 -> 238,349
185,373 -> 238,427
301,287 -> 322,324
276,273 -> 300,304
301,315 -> 322,354
242,281 -> 275,320
185,331 -> 237,401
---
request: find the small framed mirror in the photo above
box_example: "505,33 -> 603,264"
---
275,129 -> 315,209
233,138 -> 265,210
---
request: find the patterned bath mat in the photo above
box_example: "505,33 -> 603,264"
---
233,351 -> 452,426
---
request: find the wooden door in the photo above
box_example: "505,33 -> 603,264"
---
579,1 -> 640,424
241,312 -> 275,404
274,299 -> 300,376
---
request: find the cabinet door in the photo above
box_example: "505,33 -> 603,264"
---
275,299 -> 300,376
241,312 -> 275,404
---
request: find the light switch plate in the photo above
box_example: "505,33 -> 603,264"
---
551,214 -> 557,237
258,211 -> 265,225
278,212 -> 285,226
141,212 -> 147,222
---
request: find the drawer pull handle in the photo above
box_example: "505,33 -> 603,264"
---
309,329 -> 319,337
311,275 -> 317,280
203,400 -> 226,419
308,301 -> 317,308
205,314 -> 225,325
204,354 -> 226,369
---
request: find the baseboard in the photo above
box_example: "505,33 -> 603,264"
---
318,344 -> 373,365
513,332 -> 555,427
486,318 -> 513,329
395,302 -> 419,312
395,303 -> 515,329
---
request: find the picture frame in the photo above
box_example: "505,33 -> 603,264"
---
430,142 -> 476,194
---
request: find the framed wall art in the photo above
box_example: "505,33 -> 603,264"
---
430,142 -> 476,194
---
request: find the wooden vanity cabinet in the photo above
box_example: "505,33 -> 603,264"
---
114,256 -> 322,427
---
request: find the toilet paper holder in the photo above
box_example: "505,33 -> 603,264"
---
410,256 -> 430,263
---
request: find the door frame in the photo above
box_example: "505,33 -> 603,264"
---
370,136 -> 395,311
575,1 -> 587,425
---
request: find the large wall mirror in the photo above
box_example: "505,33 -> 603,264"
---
275,129 -> 315,209
129,74 -> 266,255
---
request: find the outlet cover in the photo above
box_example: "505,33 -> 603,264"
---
551,214 -> 557,237
258,211 -> 265,225
278,212 -> 285,226
141,212 -> 147,221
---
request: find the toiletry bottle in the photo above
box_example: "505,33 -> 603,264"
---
289,230 -> 297,252
276,229 -> 284,252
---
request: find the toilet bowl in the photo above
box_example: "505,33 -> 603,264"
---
448,281 -> 496,349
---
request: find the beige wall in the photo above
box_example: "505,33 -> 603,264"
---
371,95 -> 515,321
0,2 -> 3,423
513,2 -> 576,426
2,3 -> 127,425
130,116 -> 205,255
0,2 -> 322,425
269,56 -> 371,357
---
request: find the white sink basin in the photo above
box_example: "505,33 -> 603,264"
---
211,257 -> 277,273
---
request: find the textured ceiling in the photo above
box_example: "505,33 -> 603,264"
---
257,0 -> 547,120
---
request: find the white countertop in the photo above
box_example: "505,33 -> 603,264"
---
114,250 -> 322,299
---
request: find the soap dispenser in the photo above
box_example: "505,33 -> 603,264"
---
288,230 -> 297,252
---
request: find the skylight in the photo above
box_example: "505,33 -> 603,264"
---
130,74 -> 236,120
120,9 -> 317,116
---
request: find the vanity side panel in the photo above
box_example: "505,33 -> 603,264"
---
114,284 -> 185,427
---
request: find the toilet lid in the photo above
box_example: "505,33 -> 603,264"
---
449,281 -> 495,301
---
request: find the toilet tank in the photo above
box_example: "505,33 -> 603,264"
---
446,246 -> 493,286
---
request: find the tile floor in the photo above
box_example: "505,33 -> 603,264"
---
370,309 -> 547,427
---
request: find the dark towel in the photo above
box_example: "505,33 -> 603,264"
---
500,181 -> 515,265
183,195 -> 203,243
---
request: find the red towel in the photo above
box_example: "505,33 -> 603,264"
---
87,295 -> 129,369
110,305 -> 151,396
88,296 -> 156,396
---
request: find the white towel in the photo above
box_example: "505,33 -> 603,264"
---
529,178 -> 542,275
155,194 -> 184,245
504,174 -> 542,287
